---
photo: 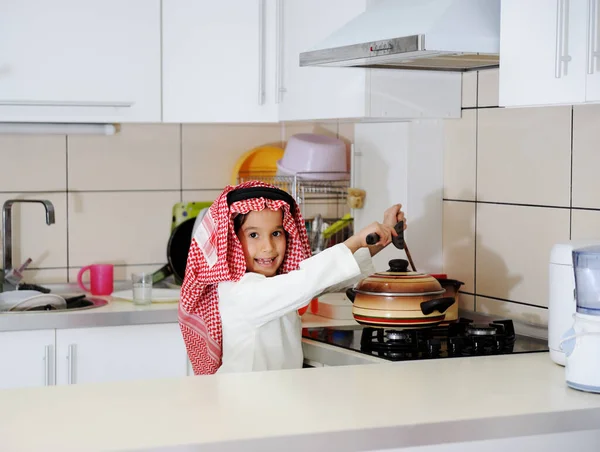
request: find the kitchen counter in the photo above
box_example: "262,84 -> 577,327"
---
1,353 -> 600,452
0,290 -> 357,332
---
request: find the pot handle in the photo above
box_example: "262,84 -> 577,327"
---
420,297 -> 455,315
345,288 -> 356,303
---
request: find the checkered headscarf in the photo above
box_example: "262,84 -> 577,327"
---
179,181 -> 311,375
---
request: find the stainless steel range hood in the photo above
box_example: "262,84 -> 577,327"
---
300,0 -> 500,72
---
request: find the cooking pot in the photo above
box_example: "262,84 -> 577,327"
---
345,259 -> 455,328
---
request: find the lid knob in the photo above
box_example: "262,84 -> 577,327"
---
389,259 -> 409,272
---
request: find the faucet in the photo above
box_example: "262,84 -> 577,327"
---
2,199 -> 55,291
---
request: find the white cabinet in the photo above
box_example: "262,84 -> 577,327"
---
0,329 -> 55,389
162,0 -> 279,123
0,0 -> 161,122
55,324 -> 188,385
499,0 -> 600,107
279,0 -> 368,121
162,0 -> 461,123
279,0 -> 461,121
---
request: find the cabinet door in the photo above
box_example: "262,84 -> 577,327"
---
586,0 -> 600,101
55,324 -> 188,385
499,0 -> 587,107
0,0 -> 161,122
0,329 -> 55,389
163,0 -> 278,123
279,0 -> 368,121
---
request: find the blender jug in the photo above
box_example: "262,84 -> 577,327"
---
573,246 -> 600,315
562,246 -> 600,393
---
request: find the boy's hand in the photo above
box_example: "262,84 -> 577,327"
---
344,222 -> 395,253
383,204 -> 407,231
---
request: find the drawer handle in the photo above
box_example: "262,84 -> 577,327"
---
67,344 -> 77,385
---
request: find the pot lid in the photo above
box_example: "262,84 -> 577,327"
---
355,259 -> 444,296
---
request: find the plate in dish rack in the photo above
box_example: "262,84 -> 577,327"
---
111,288 -> 181,303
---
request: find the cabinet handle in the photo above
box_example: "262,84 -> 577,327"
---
275,0 -> 285,103
588,0 -> 599,74
67,344 -> 76,385
44,344 -> 52,386
258,0 -> 266,105
555,0 -> 573,78
0,100 -> 134,108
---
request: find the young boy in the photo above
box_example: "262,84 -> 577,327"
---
179,181 -> 404,375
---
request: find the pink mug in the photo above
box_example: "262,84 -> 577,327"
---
77,264 -> 114,295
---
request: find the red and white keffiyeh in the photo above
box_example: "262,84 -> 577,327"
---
179,181 -> 311,375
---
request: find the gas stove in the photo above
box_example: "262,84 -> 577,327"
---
301,317 -> 549,366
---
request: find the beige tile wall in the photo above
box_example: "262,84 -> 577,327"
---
0,122 -> 353,284
443,69 -> 600,327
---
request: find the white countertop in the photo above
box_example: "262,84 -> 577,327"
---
0,291 -> 357,332
1,353 -> 599,452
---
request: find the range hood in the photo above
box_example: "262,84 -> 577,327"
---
300,0 -> 500,72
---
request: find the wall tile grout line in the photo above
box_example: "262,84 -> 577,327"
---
465,293 -> 549,309
461,105 -> 498,111
569,106 -> 574,240
65,135 -> 70,282
443,198 -> 576,210
179,124 -> 183,202
474,71 -> 479,312
159,0 -> 164,123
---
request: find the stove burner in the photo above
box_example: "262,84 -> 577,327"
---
357,318 -> 516,361
386,330 -> 410,341
466,325 -> 497,336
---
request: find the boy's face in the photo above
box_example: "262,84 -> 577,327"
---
236,209 -> 287,277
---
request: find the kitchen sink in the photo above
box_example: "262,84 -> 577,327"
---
0,294 -> 109,313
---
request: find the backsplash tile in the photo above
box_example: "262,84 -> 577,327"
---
23,268 -> 69,285
0,123 -> 317,286
476,203 -> 570,308
477,69 -> 499,107
182,124 -> 282,189
68,124 -> 181,191
69,264 -> 160,285
68,191 -> 180,268
0,135 -> 66,192
572,104 -> 600,209
571,209 -> 600,240
442,72 -> 600,328
461,72 -> 477,108
443,109 -> 476,201
476,296 -> 548,327
459,293 -> 475,312
442,201 -> 475,293
477,106 -> 571,206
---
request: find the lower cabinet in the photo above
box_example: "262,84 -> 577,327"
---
0,329 -> 55,389
55,323 -> 188,385
0,323 -> 189,390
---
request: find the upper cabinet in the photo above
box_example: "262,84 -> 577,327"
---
0,0 -> 461,124
499,0 -> 600,107
162,0 -> 279,123
0,0 -> 161,123
163,0 -> 461,123
279,0 -> 369,121
279,0 -> 461,121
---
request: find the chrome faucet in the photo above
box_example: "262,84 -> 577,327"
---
2,199 -> 55,291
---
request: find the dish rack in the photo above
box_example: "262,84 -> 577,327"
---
237,171 -> 353,253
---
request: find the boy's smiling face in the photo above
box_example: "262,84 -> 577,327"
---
236,209 -> 287,277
